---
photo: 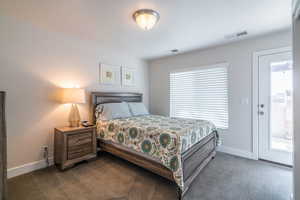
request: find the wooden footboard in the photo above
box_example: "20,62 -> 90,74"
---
181,132 -> 216,195
97,131 -> 217,199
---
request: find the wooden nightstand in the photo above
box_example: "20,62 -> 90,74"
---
54,126 -> 97,170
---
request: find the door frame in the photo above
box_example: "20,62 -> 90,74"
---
252,46 -> 292,160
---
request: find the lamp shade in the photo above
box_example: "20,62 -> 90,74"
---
60,88 -> 86,104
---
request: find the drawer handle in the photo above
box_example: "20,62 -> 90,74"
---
69,147 -> 91,152
76,138 -> 90,142
70,149 -> 87,154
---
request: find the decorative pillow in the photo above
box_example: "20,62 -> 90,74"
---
95,102 -> 132,120
128,102 -> 149,116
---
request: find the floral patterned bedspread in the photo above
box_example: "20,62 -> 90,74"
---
96,115 -> 217,190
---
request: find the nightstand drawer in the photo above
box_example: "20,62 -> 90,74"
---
68,132 -> 92,146
68,144 -> 93,160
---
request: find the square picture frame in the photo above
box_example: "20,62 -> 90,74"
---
122,67 -> 136,87
99,63 -> 121,86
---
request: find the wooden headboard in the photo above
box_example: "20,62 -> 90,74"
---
91,92 -> 143,123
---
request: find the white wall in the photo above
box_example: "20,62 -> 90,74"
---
293,13 -> 300,200
0,15 -> 149,169
149,30 -> 292,157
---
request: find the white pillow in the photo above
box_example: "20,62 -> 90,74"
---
128,102 -> 149,116
96,102 -> 132,120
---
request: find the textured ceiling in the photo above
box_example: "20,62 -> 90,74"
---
0,0 -> 292,60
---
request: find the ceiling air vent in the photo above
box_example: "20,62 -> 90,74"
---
171,49 -> 179,53
225,31 -> 248,40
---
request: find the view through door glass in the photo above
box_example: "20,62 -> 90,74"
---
270,60 -> 293,153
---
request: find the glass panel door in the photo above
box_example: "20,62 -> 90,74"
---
258,51 -> 293,165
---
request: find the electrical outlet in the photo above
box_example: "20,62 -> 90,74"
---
42,146 -> 50,166
42,146 -> 48,158
42,146 -> 48,150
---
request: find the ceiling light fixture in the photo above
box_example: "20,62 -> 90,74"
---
133,9 -> 160,30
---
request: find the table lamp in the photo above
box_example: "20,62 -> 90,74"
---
61,88 -> 86,127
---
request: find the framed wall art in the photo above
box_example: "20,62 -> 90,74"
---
122,67 -> 136,87
99,63 -> 121,86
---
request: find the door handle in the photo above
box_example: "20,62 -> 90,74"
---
259,111 -> 264,115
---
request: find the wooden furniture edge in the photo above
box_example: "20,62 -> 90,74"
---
0,92 -> 7,200
182,151 -> 216,196
91,92 -> 143,124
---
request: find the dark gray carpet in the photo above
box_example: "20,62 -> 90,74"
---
184,153 -> 292,200
7,152 -> 292,200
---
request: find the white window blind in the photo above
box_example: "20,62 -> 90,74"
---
170,64 -> 229,129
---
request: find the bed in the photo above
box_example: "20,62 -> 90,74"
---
91,92 -> 218,199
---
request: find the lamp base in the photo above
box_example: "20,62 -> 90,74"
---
69,121 -> 80,127
69,104 -> 81,127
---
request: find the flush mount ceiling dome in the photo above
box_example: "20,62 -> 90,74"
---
133,9 -> 160,30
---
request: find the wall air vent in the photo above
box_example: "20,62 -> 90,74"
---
225,31 -> 248,40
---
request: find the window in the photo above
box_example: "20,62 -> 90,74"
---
170,64 -> 229,129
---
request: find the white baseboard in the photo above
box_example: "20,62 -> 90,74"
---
217,146 -> 257,160
7,146 -> 255,179
7,157 -> 54,179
